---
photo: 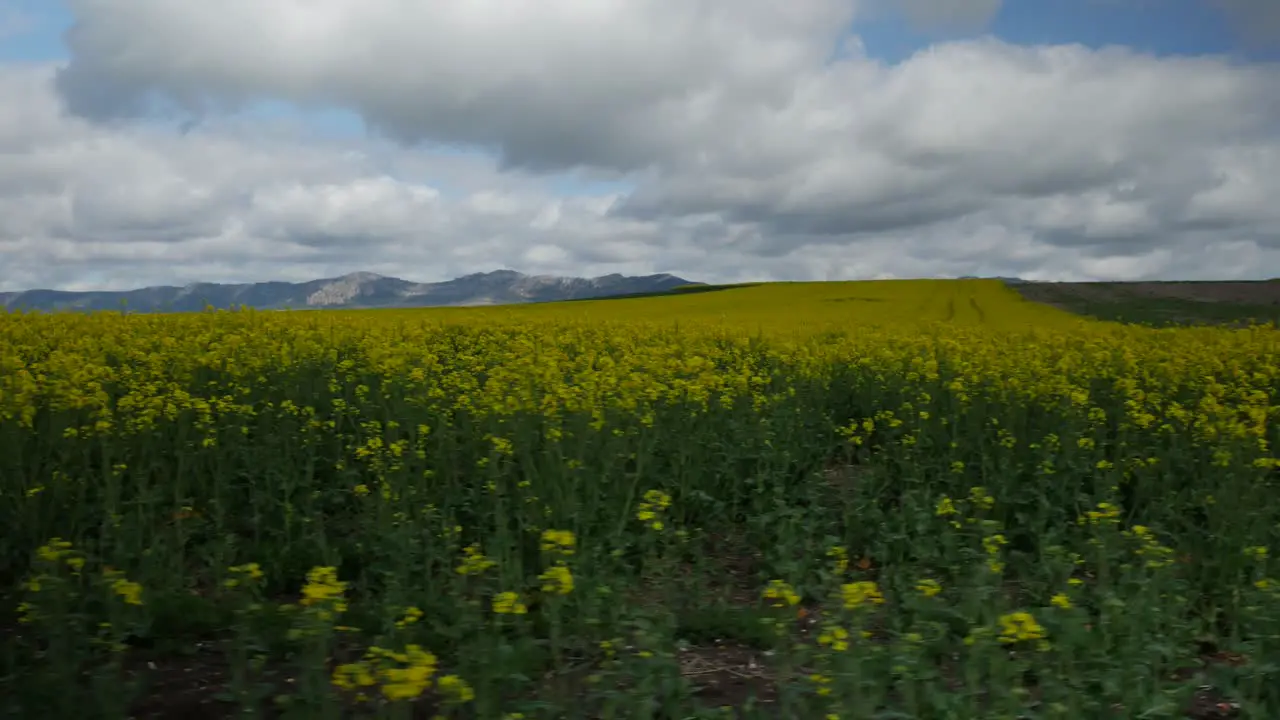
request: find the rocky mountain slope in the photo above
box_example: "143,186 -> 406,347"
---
0,270 -> 700,312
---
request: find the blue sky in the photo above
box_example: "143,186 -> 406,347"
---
857,0 -> 1271,64
0,0 -> 71,62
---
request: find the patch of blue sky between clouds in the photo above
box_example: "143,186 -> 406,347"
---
0,1 -> 379,149
0,0 -> 73,62
375,138 -> 637,200
853,0 -> 1274,64
234,99 -> 368,140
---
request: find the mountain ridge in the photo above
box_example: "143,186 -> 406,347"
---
0,270 -> 701,313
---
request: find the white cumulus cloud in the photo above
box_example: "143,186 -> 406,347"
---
0,0 -> 1277,291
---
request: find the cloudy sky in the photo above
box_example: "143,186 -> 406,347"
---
2,0 -> 1279,291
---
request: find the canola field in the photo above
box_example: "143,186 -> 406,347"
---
1,279 -> 1278,719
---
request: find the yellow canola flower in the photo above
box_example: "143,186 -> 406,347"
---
841,581 -> 884,609
997,611 -> 1048,647
224,562 -> 264,588
381,662 -> 435,702
438,674 -> 476,704
456,544 -> 498,576
333,643 -> 441,702
827,546 -> 849,573
1244,546 -> 1269,561
299,566 -> 348,618
808,673 -> 834,696
540,529 -> 576,556
636,489 -> 673,531
1,279 -> 1275,457
1078,502 -> 1122,526
968,486 -> 995,509
817,625 -> 850,652
935,497 -> 957,516
642,489 -> 672,508
36,538 -> 75,563
396,606 -> 424,628
539,564 -> 575,595
762,579 -> 801,608
493,591 -> 529,615
915,578 -> 942,598
108,574 -> 144,606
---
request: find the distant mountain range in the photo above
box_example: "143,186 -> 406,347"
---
961,275 -> 1029,284
0,270 -> 701,313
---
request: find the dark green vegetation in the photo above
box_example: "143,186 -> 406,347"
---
1012,280 -> 1280,328
556,282 -> 761,303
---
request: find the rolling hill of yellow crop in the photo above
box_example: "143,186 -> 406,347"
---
369,279 -> 1091,334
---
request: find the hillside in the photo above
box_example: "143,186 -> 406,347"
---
1011,280 -> 1280,327
0,270 -> 698,313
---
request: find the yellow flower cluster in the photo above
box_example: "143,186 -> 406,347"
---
968,486 -> 995,510
18,539 -> 88,623
809,672 -> 834,695
104,568 -> 144,606
0,274 -> 1273,533
915,578 -> 942,598
332,643 -> 459,703
826,546 -> 849,573
635,490 -> 672,531
19,540 -> 149,627
538,564 -> 575,596
936,496 -> 958,517
840,581 -> 884,609
224,562 -> 264,589
1,279 -> 1273,444
997,611 -> 1049,650
762,579 -> 801,608
456,544 -> 498,576
1078,502 -> 1122,526
492,591 -> 529,615
1123,525 -> 1175,569
35,538 -> 84,573
534,528 -> 577,597
817,625 -> 850,652
396,606 -> 424,629
299,566 -> 348,620
983,534 -> 1008,574
540,529 -> 576,556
